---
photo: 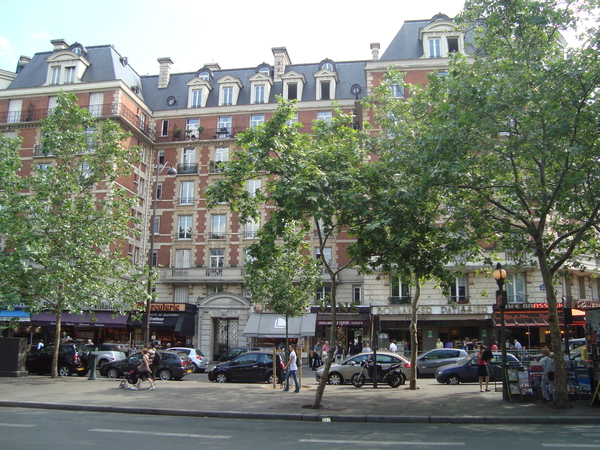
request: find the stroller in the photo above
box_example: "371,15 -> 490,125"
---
119,368 -> 139,389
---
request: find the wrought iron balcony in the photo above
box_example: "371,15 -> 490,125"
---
389,296 -> 411,305
176,163 -> 198,174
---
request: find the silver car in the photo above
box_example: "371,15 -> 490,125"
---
417,349 -> 468,376
315,351 -> 411,385
167,347 -> 208,373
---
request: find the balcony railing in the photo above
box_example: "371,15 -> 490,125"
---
206,268 -> 223,277
177,197 -> 195,205
177,163 -> 198,174
154,127 -> 245,143
209,161 -> 227,173
390,296 -> 411,305
447,297 -> 470,304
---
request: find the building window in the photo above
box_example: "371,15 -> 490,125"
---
244,219 -> 260,238
215,147 -> 229,162
320,81 -> 331,100
211,215 -> 226,239
391,84 -> 404,98
222,87 -> 233,106
218,116 -> 232,133
179,181 -> 194,205
353,285 -> 362,304
174,285 -> 189,302
250,114 -> 264,128
158,150 -> 165,165
48,96 -> 58,113
199,71 -> 210,81
286,112 -> 299,126
89,92 -> 104,117
429,38 -> 441,58
152,216 -> 160,235
246,178 -> 261,196
254,85 -> 265,104
151,251 -> 158,268
449,274 -> 467,303
161,120 -> 169,137
209,285 -> 224,295
7,99 -> 22,123
50,67 -> 61,85
390,276 -> 411,303
322,62 -> 334,71
64,66 -> 75,84
186,118 -> 200,138
183,147 -> 196,165
317,111 -> 332,124
191,89 -> 202,108
178,215 -> 193,239
175,249 -> 191,268
316,247 -> 332,265
287,83 -> 298,100
316,285 -> 331,300
507,273 -> 526,303
156,182 -> 163,200
447,37 -> 459,53
244,247 -> 256,264
210,249 -> 225,268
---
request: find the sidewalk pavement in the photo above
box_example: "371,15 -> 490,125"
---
1,372 -> 599,424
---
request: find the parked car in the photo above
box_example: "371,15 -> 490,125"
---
217,347 -> 264,362
26,343 -> 89,377
86,343 -> 127,367
167,347 -> 208,373
99,351 -> 194,381
208,351 -> 284,383
315,351 -> 412,385
435,352 -> 522,385
417,348 -> 469,376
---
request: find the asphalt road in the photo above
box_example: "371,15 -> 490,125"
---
1,407 -> 599,450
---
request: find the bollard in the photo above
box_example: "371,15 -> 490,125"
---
87,353 -> 98,380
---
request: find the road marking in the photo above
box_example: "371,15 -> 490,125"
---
89,428 -> 230,439
542,445 -> 600,448
0,423 -> 36,427
300,439 -> 464,446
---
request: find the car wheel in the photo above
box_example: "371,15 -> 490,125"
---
158,369 -> 172,381
267,373 -> 281,384
215,372 -> 229,383
98,358 -> 109,366
328,373 -> 343,385
107,367 -> 120,379
398,373 -> 406,385
446,374 -> 461,385
58,366 -> 71,377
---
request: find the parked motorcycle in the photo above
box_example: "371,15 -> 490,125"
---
351,358 -> 404,388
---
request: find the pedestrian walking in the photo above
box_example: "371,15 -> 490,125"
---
283,344 -> 299,393
131,348 -> 156,391
540,347 -> 554,403
478,345 -> 492,392
148,342 -> 157,381
435,338 -> 443,349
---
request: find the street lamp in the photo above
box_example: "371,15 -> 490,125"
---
143,153 -> 177,346
493,262 -> 508,400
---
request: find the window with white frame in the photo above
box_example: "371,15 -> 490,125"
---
152,250 -> 158,267
209,285 -> 224,295
156,182 -> 163,200
353,285 -> 362,304
286,112 -> 299,126
218,116 -> 232,132
244,247 -> 256,264
316,285 -> 331,300
7,99 -> 22,123
210,249 -> 225,268
222,87 -> 233,106
317,111 -> 332,124
287,83 -> 298,100
64,66 -> 75,84
48,96 -> 58,112
152,215 -> 160,235
316,247 -> 332,264
199,71 -> 210,81
89,92 -> 104,117
250,114 -> 264,128
178,215 -> 193,239
175,249 -> 191,268
161,120 -> 169,137
390,276 -> 411,303
254,85 -> 265,104
429,38 -> 442,58
246,178 -> 261,196
449,274 -> 467,303
179,181 -> 194,205
507,272 -> 526,303
215,147 -> 228,162
391,84 -> 404,98
211,214 -> 226,238
244,219 -> 260,238
182,148 -> 195,165
186,118 -> 200,138
50,67 -> 61,85
158,150 -> 165,165
191,89 -> 202,108
174,285 -> 189,302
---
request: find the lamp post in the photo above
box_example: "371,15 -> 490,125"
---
143,153 -> 177,346
493,262 -> 508,400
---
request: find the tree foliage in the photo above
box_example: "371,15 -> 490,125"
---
375,0 -> 600,406
0,92 -> 148,377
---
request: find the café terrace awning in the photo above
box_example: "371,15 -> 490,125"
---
243,313 -> 317,338
30,311 -> 130,328
0,310 -> 30,322
494,309 -> 586,327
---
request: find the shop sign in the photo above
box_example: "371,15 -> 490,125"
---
150,303 -> 186,312
372,305 -> 490,315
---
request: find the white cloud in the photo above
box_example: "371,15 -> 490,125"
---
32,31 -> 51,40
0,36 -> 10,56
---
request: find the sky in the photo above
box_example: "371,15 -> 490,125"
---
0,0 -> 469,77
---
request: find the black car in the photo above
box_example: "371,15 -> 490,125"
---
217,347 -> 264,362
26,343 -> 89,377
435,352 -> 522,385
208,351 -> 284,383
99,351 -> 194,381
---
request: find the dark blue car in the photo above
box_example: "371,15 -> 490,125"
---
435,352 -> 522,385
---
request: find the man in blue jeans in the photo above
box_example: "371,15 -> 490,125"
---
283,344 -> 300,393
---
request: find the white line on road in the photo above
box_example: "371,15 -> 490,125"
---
542,445 -> 600,448
89,428 -> 230,439
0,423 -> 36,427
300,439 -> 465,446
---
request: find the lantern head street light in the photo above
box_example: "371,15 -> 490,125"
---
143,157 -> 177,346
493,262 -> 508,400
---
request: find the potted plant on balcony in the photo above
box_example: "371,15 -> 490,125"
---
173,128 -> 183,139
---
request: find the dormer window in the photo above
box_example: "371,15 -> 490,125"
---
322,62 -> 334,71
64,66 -> 75,84
429,38 -> 442,58
420,15 -> 465,59
45,44 -> 90,86
249,69 -> 273,105
314,60 -> 338,101
223,87 -> 233,105
217,75 -> 243,107
259,67 -> 270,76
186,74 -> 212,108
199,71 -> 210,81
50,67 -> 61,85
281,71 -> 306,101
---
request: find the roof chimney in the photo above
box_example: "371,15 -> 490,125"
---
16,56 -> 31,74
51,39 -> 69,51
272,47 -> 291,82
157,57 -> 173,89
370,43 -> 380,61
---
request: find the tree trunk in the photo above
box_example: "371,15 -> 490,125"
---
51,311 -> 62,378
313,275 -> 337,409
409,282 -> 421,390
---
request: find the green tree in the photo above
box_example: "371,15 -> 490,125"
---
380,0 -> 600,407
206,99 -> 371,408
0,92 -> 148,377
243,222 -> 320,360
